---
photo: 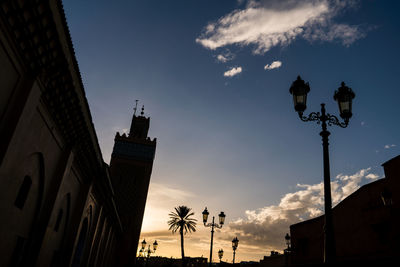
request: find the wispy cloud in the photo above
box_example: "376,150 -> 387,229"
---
384,144 -> 396,149
216,51 -> 235,63
141,183 -> 194,232
217,54 -> 229,62
264,60 -> 282,70
224,66 -> 242,77
196,0 -> 366,54
226,167 -> 379,249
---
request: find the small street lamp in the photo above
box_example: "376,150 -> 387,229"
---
232,237 -> 239,264
218,249 -> 224,263
202,207 -> 226,266
138,239 -> 158,266
289,76 -> 355,265
284,233 -> 291,267
284,233 -> 291,250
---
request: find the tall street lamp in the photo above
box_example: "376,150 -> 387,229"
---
232,237 -> 239,264
202,207 -> 226,266
218,249 -> 224,264
289,76 -> 355,264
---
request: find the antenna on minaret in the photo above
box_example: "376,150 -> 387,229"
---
141,105 -> 144,116
133,100 -> 139,116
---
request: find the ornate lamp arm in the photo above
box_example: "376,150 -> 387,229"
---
299,111 -> 321,123
326,114 -> 348,128
214,224 -> 223,229
204,222 -> 222,228
298,106 -> 349,129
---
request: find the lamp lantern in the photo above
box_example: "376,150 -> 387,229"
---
202,207 -> 209,223
289,76 -> 310,114
333,82 -> 355,121
218,211 -> 226,225
232,237 -> 239,250
218,249 -> 224,261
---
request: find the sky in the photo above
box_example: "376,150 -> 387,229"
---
63,0 -> 400,263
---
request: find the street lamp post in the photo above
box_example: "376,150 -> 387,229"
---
218,249 -> 224,264
284,233 -> 291,251
289,76 -> 355,265
284,233 -> 291,267
139,239 -> 158,266
232,237 -> 239,264
202,207 -> 226,266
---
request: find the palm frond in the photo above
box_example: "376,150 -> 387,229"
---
167,205 -> 197,235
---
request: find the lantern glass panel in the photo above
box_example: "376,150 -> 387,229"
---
219,212 -> 226,225
339,101 -> 350,114
296,94 -> 306,106
202,208 -> 209,223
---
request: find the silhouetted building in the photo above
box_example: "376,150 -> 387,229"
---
259,251 -> 285,267
110,109 -> 157,265
289,155 -> 400,266
0,0 -> 156,266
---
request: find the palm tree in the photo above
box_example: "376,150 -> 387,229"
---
168,206 -> 197,265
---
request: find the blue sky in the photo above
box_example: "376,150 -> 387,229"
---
63,0 -> 400,262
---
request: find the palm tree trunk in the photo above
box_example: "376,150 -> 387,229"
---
180,227 -> 186,267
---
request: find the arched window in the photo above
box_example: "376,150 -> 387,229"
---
14,175 -> 32,209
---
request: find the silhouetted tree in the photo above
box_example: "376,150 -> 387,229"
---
168,206 -> 197,266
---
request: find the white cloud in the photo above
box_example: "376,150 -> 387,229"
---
217,54 -> 229,62
224,66 -> 242,77
264,60 -> 282,70
196,0 -> 366,54
384,144 -> 396,149
227,167 -> 379,250
216,51 -> 235,63
366,173 -> 379,180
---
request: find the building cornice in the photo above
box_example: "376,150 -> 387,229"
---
0,0 -> 103,178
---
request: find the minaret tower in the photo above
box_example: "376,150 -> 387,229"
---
109,103 -> 156,266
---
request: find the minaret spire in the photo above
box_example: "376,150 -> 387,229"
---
133,100 -> 139,116
129,103 -> 149,138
